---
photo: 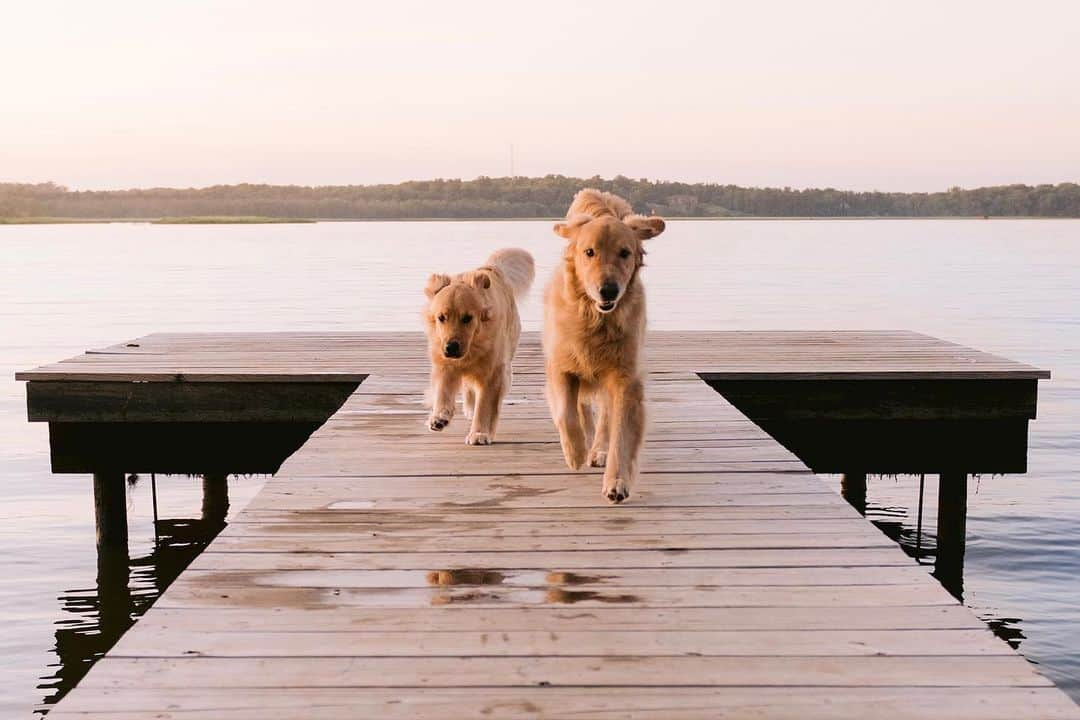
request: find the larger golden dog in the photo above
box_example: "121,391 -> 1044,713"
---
543,189 -> 666,503
424,248 -> 534,445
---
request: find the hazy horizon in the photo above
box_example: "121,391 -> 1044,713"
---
4,1 -> 1078,191
6,175 -> 1080,195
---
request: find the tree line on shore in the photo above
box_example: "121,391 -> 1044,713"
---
2,176 -> 1078,219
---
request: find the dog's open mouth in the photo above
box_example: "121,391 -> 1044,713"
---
596,301 -> 617,314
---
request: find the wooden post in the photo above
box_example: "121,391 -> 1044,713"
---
934,471 -> 968,599
201,473 -> 230,528
93,472 -> 128,548
841,472 -> 867,515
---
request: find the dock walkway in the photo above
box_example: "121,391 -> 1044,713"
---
22,332 -> 1078,719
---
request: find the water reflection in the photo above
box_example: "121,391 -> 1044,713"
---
983,615 -> 1027,652
35,474 -> 232,715
839,474 -> 1016,650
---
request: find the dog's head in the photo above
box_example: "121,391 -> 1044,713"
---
553,212 -> 666,314
423,273 -> 492,360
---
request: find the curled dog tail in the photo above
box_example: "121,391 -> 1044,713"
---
487,248 -> 535,300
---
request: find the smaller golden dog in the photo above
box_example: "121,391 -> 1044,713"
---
423,248 -> 535,445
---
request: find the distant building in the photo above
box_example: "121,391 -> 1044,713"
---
666,194 -> 698,213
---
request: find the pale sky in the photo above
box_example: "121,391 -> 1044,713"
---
2,0 -> 1078,191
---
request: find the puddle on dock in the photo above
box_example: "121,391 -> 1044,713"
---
425,568 -> 635,606
259,569 -> 615,590
543,589 -> 641,604
256,566 -> 642,607
427,586 -> 641,607
437,479 -> 565,508
427,568 -> 506,586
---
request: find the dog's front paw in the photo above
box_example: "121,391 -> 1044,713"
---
428,409 -> 453,432
602,476 -> 631,504
588,448 -> 608,467
465,431 -> 492,446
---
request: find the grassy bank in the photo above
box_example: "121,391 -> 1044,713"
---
0,217 -> 124,224
151,216 -> 315,224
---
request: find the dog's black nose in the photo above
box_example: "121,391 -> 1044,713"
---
444,340 -> 462,358
599,282 -> 620,302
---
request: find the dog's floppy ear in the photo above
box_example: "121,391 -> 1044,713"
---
624,214 -> 666,240
470,271 -> 492,290
554,212 -> 593,240
425,273 -> 451,299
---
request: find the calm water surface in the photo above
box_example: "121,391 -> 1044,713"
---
1,219 -> 1078,714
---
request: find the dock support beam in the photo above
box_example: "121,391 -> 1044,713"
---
93,472 -> 128,548
934,471 -> 968,599
202,473 -> 230,529
841,472 -> 867,515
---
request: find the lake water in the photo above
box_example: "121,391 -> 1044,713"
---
1,219 -> 1078,714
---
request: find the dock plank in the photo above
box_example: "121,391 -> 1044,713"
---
16,330 -> 1051,381
46,687 -> 1080,720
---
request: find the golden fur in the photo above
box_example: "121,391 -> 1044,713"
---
423,248 -> 534,445
543,189 -> 666,502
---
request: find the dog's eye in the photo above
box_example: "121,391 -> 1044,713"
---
437,314 -> 446,323
584,248 -> 595,257
619,248 -> 631,259
461,314 -> 472,324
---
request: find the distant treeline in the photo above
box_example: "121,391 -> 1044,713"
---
2,177 -> 1079,219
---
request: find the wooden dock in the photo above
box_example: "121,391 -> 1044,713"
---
19,331 -> 1079,719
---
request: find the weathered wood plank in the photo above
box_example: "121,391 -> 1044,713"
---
17,331 -> 1051,382
131,604 -> 992,632
76,655 -> 1053,689
111,628 -> 1013,658
46,687 -> 1080,720
191,547 -> 919,571
157,581 -> 958,610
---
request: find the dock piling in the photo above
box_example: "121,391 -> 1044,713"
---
201,473 -> 229,528
841,472 -> 868,515
935,471 -> 969,598
92,472 -> 127,548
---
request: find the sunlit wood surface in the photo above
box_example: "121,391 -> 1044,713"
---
17,329 -> 1050,382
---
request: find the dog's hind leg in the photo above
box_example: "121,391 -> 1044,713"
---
587,392 -> 610,468
462,384 -> 477,420
466,367 -> 506,446
578,396 -> 595,453
427,368 -> 460,432
602,374 -> 644,503
546,369 -> 587,469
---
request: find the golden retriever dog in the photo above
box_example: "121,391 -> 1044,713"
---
543,189 -> 665,503
424,248 -> 535,445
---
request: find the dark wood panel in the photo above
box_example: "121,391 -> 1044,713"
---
48,422 -> 324,474
748,418 -> 1030,474
703,378 -> 1039,420
27,380 -> 361,423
